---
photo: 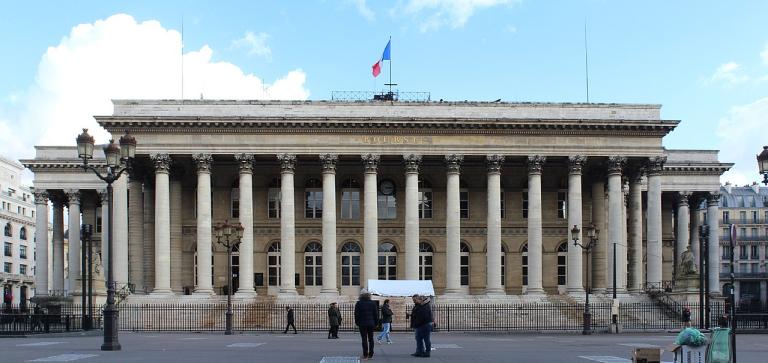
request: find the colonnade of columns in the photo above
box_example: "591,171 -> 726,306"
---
31,153 -> 723,299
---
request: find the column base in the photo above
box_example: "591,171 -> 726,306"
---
278,288 -> 298,295
234,290 -> 257,298
484,287 -> 506,295
566,288 -> 586,296
149,289 -> 174,296
442,288 -> 464,295
193,287 -> 214,295
320,289 -> 339,296
524,287 -> 546,295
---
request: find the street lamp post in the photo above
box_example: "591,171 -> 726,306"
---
214,220 -> 243,336
76,128 -> 136,351
80,224 -> 94,330
572,224 -> 599,335
757,146 -> 768,185
698,224 -> 709,329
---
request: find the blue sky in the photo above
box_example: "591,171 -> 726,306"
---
1,1 -> 767,184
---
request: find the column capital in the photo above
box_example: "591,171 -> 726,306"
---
626,167 -> 644,184
320,153 -> 338,174
361,153 -> 380,173
527,155 -> 546,174
486,154 -> 505,174
607,156 -> 626,175
50,194 -> 65,208
445,154 -> 463,174
192,153 -> 213,173
235,153 -> 254,173
568,155 -> 587,174
277,153 -> 297,173
707,192 -> 721,206
151,153 -> 172,174
677,192 -> 691,207
33,190 -> 49,205
64,189 -> 81,205
646,156 -> 667,176
403,153 -> 422,173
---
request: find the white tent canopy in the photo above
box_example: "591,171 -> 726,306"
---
367,280 -> 435,297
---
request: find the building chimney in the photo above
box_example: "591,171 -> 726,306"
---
724,182 -> 732,194
751,182 -> 760,194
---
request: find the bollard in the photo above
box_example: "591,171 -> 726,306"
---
65,315 -> 70,331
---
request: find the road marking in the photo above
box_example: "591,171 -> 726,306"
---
17,342 -> 64,347
319,357 -> 359,363
579,356 -> 631,363
29,354 -> 98,362
226,342 -> 266,348
618,343 -> 661,348
432,343 -> 461,349
180,337 -> 207,340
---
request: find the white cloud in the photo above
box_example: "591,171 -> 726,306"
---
352,0 -> 376,21
2,13 -> 309,161
504,24 -> 517,33
231,31 -> 272,60
761,43 -> 768,65
709,62 -> 749,84
396,0 -> 520,32
716,97 -> 768,185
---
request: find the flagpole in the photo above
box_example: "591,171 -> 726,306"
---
388,36 -> 392,97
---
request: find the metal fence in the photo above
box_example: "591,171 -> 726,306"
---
3,302 -> 766,334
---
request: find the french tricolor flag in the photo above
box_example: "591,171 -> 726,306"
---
372,39 -> 391,78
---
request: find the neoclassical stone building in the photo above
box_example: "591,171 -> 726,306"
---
23,100 -> 732,300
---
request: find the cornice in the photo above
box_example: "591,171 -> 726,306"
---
663,164 -> 733,176
97,116 -> 679,137
21,160 -> 107,172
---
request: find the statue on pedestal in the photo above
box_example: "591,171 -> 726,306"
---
679,245 -> 698,276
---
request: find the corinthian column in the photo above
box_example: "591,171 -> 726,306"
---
113,174 -> 129,287
485,155 -> 505,295
628,171 -> 644,293
65,189 -> 81,294
646,156 -> 665,287
566,155 -> 586,294
235,153 -> 256,296
34,190 -> 49,296
404,154 -> 422,281
320,153 -> 339,295
128,177 -> 144,293
52,197 -> 65,292
151,154 -> 173,295
606,156 -> 626,294
444,154 -> 463,294
526,155 -> 546,295
192,153 -> 213,295
706,192 -> 721,295
676,192 -> 691,278
591,179 -> 607,293
361,154 -> 380,288
277,154 -> 298,295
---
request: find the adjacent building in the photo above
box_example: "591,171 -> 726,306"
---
1,156 -> 37,306
22,100 -> 732,301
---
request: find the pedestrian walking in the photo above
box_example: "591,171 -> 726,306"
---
354,289 -> 379,360
328,302 -> 342,339
409,294 -> 433,358
682,306 -> 692,328
283,306 -> 297,334
377,299 -> 393,344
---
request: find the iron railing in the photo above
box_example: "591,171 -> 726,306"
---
0,304 -> 90,335
330,90 -> 431,102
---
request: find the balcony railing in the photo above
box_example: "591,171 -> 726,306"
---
720,236 -> 768,242
719,272 -> 768,279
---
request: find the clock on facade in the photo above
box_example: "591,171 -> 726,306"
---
379,179 -> 395,195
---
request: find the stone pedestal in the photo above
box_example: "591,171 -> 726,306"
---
672,274 -> 700,294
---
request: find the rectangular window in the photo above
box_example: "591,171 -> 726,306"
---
19,245 -> 27,259
703,212 -> 708,224
19,264 -> 26,275
557,255 -> 566,285
231,188 -> 240,219
751,228 -> 758,239
377,195 -> 396,219
557,191 -> 567,219
740,211 -> 746,223
740,228 -> 746,238
500,191 -> 506,219
735,196 -> 744,207
3,242 -> 11,257
305,190 -> 323,218
522,192 -> 529,219
739,245 -> 747,259
460,255 -> 469,286
3,262 -> 11,273
96,215 -> 102,233
418,190 -> 432,219
341,190 -> 360,219
522,255 -> 528,285
722,245 -> 732,259
752,211 -> 759,223
268,189 -> 281,219
459,190 -> 469,219
750,245 -> 759,260
722,211 -> 729,224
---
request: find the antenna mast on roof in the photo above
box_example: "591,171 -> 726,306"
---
181,16 -> 185,104
584,19 -> 590,104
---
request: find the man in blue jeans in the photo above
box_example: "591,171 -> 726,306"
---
409,294 -> 433,358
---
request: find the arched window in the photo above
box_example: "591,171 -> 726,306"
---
460,180 -> 469,219
304,242 -> 322,286
501,245 -> 507,286
419,242 -> 434,280
231,179 -> 240,219
4,223 -> 11,237
305,177 -> 323,219
268,242 -> 281,286
557,242 -> 568,286
341,177 -> 361,219
521,244 -> 528,286
268,177 -> 281,219
418,179 -> 432,219
378,242 -> 397,280
19,227 -> 27,240
460,242 -> 470,286
341,242 -> 361,286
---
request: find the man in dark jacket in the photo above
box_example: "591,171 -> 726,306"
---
354,289 -> 379,360
283,306 -> 297,334
410,294 -> 433,358
328,302 -> 342,339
